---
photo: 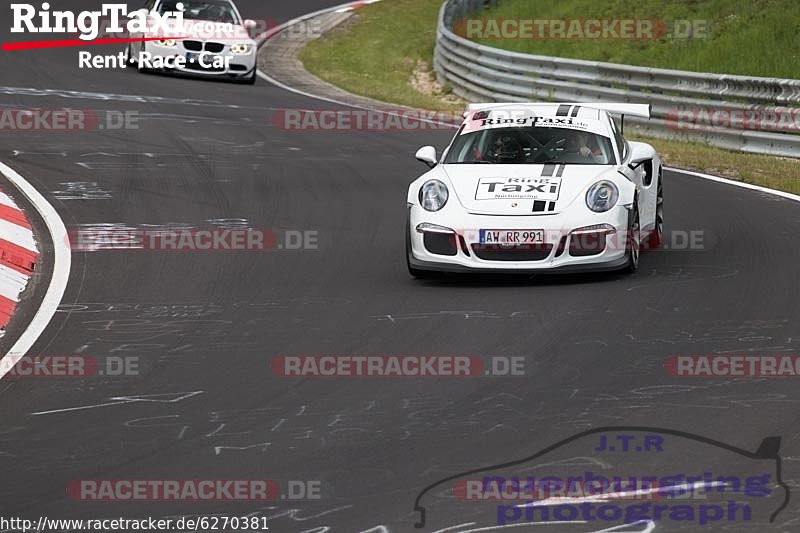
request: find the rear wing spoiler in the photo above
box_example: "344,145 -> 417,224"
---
464,102 -> 651,119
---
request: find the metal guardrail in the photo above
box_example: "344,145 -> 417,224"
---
434,0 -> 800,157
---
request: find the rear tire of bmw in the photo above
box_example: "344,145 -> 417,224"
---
624,202 -> 641,273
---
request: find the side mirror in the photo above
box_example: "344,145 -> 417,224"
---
627,142 -> 654,170
244,19 -> 257,29
415,146 -> 437,168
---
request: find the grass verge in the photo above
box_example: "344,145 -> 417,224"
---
300,0 -> 463,111
467,0 -> 800,79
633,136 -> 800,194
300,0 -> 800,195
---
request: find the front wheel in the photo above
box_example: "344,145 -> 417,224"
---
125,43 -> 133,68
241,69 -> 257,85
623,202 -> 641,273
643,173 -> 664,250
137,42 -> 150,73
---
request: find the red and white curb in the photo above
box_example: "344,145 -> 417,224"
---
334,0 -> 382,13
0,161 -> 70,380
0,188 -> 38,333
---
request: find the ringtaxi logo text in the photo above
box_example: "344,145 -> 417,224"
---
10,3 -> 186,42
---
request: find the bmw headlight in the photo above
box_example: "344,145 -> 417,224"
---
419,179 -> 449,212
155,39 -> 177,47
230,43 -> 253,54
586,181 -> 619,213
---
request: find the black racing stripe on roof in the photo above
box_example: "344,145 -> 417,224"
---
570,105 -> 581,117
541,163 -> 557,177
533,200 -> 546,212
556,164 -> 566,177
556,104 -> 571,117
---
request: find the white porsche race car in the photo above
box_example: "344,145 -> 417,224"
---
127,0 -> 258,84
406,102 -> 663,277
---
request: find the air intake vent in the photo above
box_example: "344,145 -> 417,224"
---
424,233 -> 457,256
471,244 -> 553,261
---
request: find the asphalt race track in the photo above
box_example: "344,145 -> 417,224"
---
0,1 -> 799,532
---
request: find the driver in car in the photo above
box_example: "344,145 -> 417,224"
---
489,133 -> 527,163
569,131 -> 603,161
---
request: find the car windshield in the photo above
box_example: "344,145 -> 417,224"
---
158,0 -> 241,25
444,126 -> 616,165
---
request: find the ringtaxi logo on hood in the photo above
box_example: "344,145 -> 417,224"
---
8,2 -> 186,43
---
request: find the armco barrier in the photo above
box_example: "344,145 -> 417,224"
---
434,0 -> 800,157
0,189 -> 37,329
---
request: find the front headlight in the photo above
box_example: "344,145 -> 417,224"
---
230,43 -> 253,54
586,181 -> 619,213
155,39 -> 177,47
419,179 -> 449,212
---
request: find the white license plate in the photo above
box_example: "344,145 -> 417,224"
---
480,229 -> 545,245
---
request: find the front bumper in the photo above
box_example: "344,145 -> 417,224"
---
144,41 -> 256,79
408,204 -> 632,273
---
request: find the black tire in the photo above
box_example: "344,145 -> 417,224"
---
624,201 -> 641,273
137,42 -> 150,73
643,171 -> 664,250
241,69 -> 257,85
